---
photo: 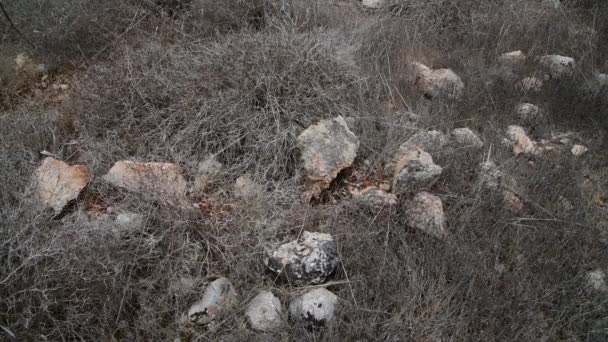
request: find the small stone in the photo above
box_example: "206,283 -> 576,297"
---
234,174 -> 263,199
188,277 -> 238,325
539,55 -> 575,79
392,148 -> 443,192
399,129 -> 448,153
506,125 -> 537,156
409,62 -> 464,99
113,212 -> 144,236
289,288 -> 338,325
498,50 -> 527,66
350,186 -> 397,208
450,128 -> 484,148
571,144 -> 588,157
515,103 -> 541,120
518,77 -> 543,93
503,190 -> 524,213
33,157 -> 92,214
586,269 -> 608,292
245,291 -> 283,332
479,160 -> 502,190
298,116 -> 359,199
361,0 -> 384,9
103,161 -> 188,203
264,231 -> 338,286
406,192 -> 447,239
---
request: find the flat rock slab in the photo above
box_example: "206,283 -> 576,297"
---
298,116 -> 359,199
33,157 -> 92,214
265,231 -> 338,286
103,161 -> 188,202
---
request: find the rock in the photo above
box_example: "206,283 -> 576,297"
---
406,192 -> 447,239
350,186 -> 397,208
392,148 -> 443,192
33,157 -> 92,214
113,212 -> 144,236
515,103 -> 541,120
409,62 -> 464,99
498,50 -> 527,66
289,288 -> 338,325
586,269 -> 608,292
479,160 -> 502,190
297,116 -> 359,198
264,231 -> 338,286
234,174 -> 263,199
517,76 -> 543,93
494,51 -> 527,82
399,129 -> 448,152
539,54 -> 575,79
188,277 -> 238,325
245,291 -> 283,332
361,0 -> 384,9
189,156 -> 222,197
103,161 -> 188,203
571,144 -> 588,157
450,128 -> 484,148
506,125 -> 537,156
503,190 -> 524,213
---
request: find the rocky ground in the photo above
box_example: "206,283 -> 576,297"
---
1,0 -> 608,341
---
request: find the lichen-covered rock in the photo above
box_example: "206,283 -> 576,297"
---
515,103 -> 541,121
245,291 -> 283,332
506,125 -> 537,156
392,148 -> 442,192
264,231 -> 338,286
33,157 -> 92,214
188,277 -> 238,325
571,144 -> 588,157
586,269 -> 608,292
350,186 -> 397,208
406,192 -> 447,239
103,161 -> 188,202
289,288 -> 338,325
298,116 -> 359,199
409,62 -> 464,99
539,54 -> 575,79
450,128 -> 484,148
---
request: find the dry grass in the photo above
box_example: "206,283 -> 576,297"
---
1,0 -> 608,341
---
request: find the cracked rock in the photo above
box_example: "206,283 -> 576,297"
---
264,231 -> 338,286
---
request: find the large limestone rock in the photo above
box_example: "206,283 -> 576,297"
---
406,192 -> 447,239
264,231 -> 338,286
506,125 -> 537,156
103,161 -> 188,202
450,128 -> 484,148
539,54 -> 575,79
392,148 -> 443,192
33,157 -> 92,213
187,277 -> 238,325
409,62 -> 464,99
289,288 -> 338,325
297,116 -> 359,198
245,291 -> 283,332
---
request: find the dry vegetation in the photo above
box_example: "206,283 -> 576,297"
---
1,0 -> 608,341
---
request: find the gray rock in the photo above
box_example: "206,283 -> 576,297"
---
234,174 -> 263,199
406,192 -> 447,239
264,231 -> 338,286
33,157 -> 92,214
506,125 -> 537,156
400,130 -> 448,152
113,212 -> 144,236
187,277 -> 238,325
450,128 -> 484,148
298,116 -> 359,198
571,144 -> 588,157
245,291 -> 283,332
539,54 -> 575,79
479,160 -> 502,190
361,0 -> 385,9
392,148 -> 443,192
515,103 -> 541,121
289,288 -> 338,325
409,62 -> 464,99
587,269 -> 608,292
350,186 -> 397,208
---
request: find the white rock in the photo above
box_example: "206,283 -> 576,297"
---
406,192 -> 447,239
189,156 -> 222,197
298,116 -> 359,198
518,76 -> 544,93
571,144 -> 588,157
188,277 -> 238,325
515,103 -> 541,120
265,231 -> 338,286
586,269 -> 608,292
539,55 -> 575,79
361,0 -> 384,9
498,50 -> 527,66
450,128 -> 484,148
479,160 -> 502,190
392,148 -> 443,192
410,62 -> 464,99
103,161 -> 188,203
289,288 -> 338,325
506,125 -> 537,156
245,291 -> 283,332
33,157 -> 92,214
350,186 -> 397,208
